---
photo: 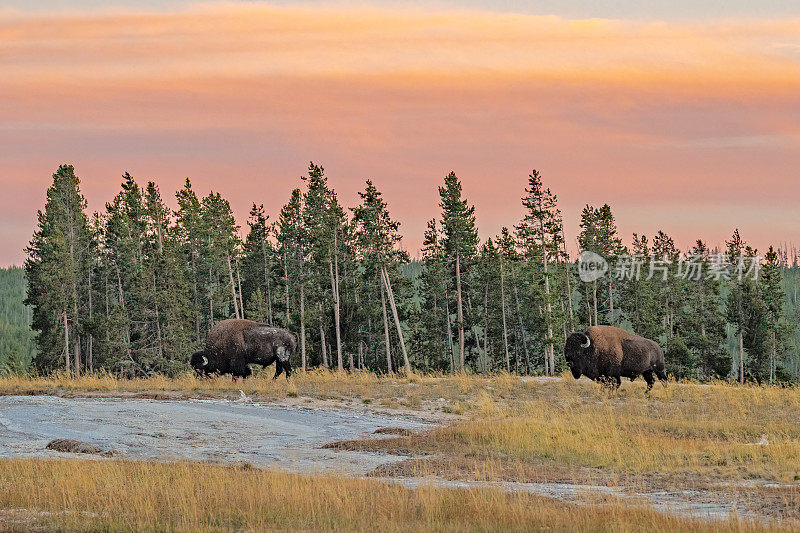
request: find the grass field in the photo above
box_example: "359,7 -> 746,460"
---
0,458 -> 785,532
1,371 -> 799,529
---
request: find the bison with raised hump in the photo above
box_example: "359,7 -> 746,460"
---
564,325 -> 667,392
190,319 -> 296,379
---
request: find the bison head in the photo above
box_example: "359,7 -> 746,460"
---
190,351 -> 214,375
564,332 -> 593,379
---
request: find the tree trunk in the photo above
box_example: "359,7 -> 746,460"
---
329,248 -> 343,372
739,330 -> 744,384
71,281 -> 80,377
88,263 -> 93,374
483,278 -> 489,373
445,294 -> 454,373
500,259 -> 510,372
209,267 -> 214,328
262,238 -> 273,326
63,310 -> 70,374
383,267 -> 410,374
380,275 -> 393,373
455,253 -> 465,372
299,282 -> 306,371
561,225 -> 575,331
284,250 -> 290,327
153,273 -> 163,362
318,301 -> 328,368
609,278 -> 614,326
700,321 -> 707,378
514,285 -> 531,374
226,255 -> 240,319
191,255 -> 200,343
236,260 -> 244,319
538,199 -> 553,375
467,293 -> 482,371
67,211 -> 80,376
592,280 -> 598,326
770,330 -> 776,384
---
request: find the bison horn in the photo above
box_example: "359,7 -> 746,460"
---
580,334 -> 591,348
201,356 -> 208,366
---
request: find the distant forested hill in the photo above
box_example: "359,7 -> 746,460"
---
0,266 -> 35,369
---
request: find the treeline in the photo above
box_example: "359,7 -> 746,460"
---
21,164 -> 800,382
0,267 -> 35,372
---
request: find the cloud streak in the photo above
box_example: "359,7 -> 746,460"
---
1,3 -> 799,265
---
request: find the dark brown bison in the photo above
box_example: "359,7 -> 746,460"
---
564,325 -> 667,392
190,319 -> 296,379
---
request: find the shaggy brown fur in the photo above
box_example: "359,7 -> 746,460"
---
564,325 -> 666,392
192,319 -> 296,379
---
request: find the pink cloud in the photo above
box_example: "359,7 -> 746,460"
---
1,5 -> 799,265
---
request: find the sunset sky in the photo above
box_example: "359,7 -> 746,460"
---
2,1 -> 799,266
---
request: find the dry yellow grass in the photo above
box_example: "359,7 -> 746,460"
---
411,377 -> 800,481
0,369 -> 533,409
0,458 -> 783,532
320,376 -> 800,490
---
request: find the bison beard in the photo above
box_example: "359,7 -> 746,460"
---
190,319 -> 297,380
564,325 -> 667,392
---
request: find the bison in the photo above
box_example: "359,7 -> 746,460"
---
190,319 -> 296,379
564,325 -> 667,392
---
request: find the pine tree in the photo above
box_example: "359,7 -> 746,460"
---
142,181 -> 193,373
302,163 -> 350,371
352,180 -> 410,373
276,189 -> 308,369
578,204 -> 623,327
497,227 -> 527,373
516,170 -> 564,375
650,231 -> 684,340
761,246 -> 788,383
175,178 -> 204,344
200,192 -> 242,325
245,287 -> 271,322
438,172 -> 478,372
681,240 -> 729,379
25,165 -> 92,374
415,219 -> 451,372
618,234 -> 661,341
726,229 -> 747,383
242,204 -> 276,325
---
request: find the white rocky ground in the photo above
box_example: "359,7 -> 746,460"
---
0,394 -> 434,474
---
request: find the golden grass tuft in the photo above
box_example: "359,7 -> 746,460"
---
0,458 -> 781,532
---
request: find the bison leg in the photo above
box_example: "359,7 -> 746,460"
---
643,370 -> 655,393
273,361 -> 284,380
614,375 -> 621,390
282,360 -> 292,379
232,363 -> 252,380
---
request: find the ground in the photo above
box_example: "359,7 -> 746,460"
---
0,370 -> 799,531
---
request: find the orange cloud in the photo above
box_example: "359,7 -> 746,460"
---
1,4 -> 799,265
1,5 -> 799,92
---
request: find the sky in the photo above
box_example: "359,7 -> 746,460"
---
2,1 -> 799,266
